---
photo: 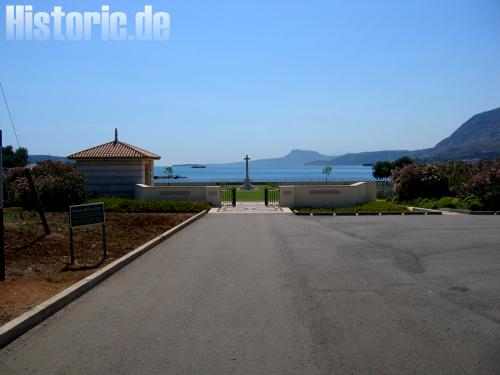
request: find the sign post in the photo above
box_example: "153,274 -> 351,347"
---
69,202 -> 106,265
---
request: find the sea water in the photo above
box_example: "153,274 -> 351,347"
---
154,164 -> 375,183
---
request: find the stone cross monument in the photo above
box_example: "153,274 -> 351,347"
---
241,154 -> 254,190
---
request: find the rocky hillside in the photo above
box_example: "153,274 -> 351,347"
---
307,107 -> 500,165
422,107 -> 500,160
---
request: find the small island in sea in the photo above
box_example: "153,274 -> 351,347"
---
174,164 -> 207,168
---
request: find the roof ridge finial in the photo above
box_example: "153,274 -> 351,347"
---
114,128 -> 118,144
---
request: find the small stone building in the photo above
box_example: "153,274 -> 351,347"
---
68,130 -> 160,197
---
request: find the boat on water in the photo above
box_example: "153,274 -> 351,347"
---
191,164 -> 207,168
362,163 -> 373,167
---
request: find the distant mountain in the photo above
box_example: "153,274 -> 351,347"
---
32,108 -> 500,168
307,150 -> 416,166
217,149 -> 338,166
306,107 -> 500,165
421,107 -> 500,160
28,155 -> 71,164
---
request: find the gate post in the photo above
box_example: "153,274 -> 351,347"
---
232,187 -> 236,207
265,188 -> 269,206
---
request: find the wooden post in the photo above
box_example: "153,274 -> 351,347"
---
25,168 -> 50,235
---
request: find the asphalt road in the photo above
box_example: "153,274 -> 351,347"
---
1,214 -> 500,374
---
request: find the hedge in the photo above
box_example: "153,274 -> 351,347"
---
87,197 -> 212,213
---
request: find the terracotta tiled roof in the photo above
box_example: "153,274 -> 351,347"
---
68,141 -> 161,160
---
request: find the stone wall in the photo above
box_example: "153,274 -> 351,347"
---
135,184 -> 220,206
279,182 -> 376,208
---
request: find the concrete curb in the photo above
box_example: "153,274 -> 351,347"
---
409,206 -> 443,214
440,208 -> 498,215
292,210 -> 440,216
0,210 -> 208,350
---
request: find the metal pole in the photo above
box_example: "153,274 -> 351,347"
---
69,224 -> 74,265
0,130 -> 4,281
102,222 -> 106,261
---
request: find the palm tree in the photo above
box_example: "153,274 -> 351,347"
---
322,166 -> 332,184
164,166 -> 174,185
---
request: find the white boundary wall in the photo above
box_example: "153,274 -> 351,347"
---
135,184 -> 220,206
280,182 -> 376,208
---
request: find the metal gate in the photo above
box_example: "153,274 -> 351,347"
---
265,187 -> 280,206
221,187 -> 236,207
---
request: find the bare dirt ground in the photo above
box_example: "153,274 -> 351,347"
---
0,209 -> 193,325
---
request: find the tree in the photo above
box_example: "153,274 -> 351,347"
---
2,145 -> 28,168
164,166 -> 174,185
372,161 -> 392,179
322,166 -> 332,184
393,156 -> 414,169
372,157 -> 414,180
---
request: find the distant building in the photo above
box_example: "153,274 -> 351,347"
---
68,129 -> 160,197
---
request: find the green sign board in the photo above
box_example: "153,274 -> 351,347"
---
70,203 -> 105,228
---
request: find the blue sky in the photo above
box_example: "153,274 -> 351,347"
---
0,0 -> 499,164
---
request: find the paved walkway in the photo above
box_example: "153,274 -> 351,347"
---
211,202 -> 292,214
1,214 -> 500,374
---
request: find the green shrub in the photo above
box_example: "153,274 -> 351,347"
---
4,161 -> 86,211
458,196 -> 484,211
339,200 -> 408,212
296,200 -> 409,213
395,197 -> 457,209
433,196 -> 459,209
87,197 -> 211,213
396,196 -> 486,211
443,161 -> 475,196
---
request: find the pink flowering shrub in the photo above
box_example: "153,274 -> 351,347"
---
463,160 -> 500,210
4,161 -> 86,211
392,159 -> 500,210
392,163 -> 449,200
